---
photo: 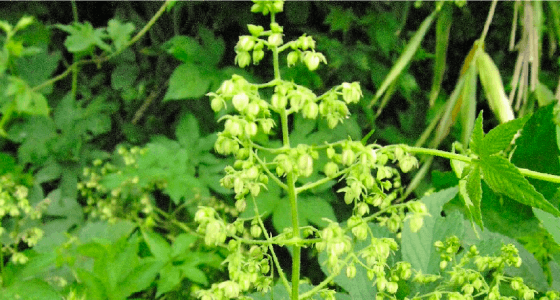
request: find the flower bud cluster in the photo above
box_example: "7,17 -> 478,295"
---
220,160 -> 268,206
413,236 -> 551,300
273,145 -> 318,178
195,206 -> 228,246
79,146 -> 156,224
197,242 -> 272,299
315,222 -> 352,274
0,174 -> 49,265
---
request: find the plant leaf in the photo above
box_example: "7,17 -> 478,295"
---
511,104 -> 560,202
480,155 -> 560,217
142,229 -> 172,262
469,111 -> 484,156
481,114 -> 529,157
164,62 -> 211,101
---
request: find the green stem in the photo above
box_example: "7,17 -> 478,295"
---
406,146 -> 560,184
272,29 -> 300,298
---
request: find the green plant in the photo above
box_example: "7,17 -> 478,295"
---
193,1 -> 560,299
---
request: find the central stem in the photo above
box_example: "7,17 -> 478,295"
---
271,20 -> 300,297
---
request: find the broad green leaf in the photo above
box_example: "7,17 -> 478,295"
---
164,62 -> 211,101
480,182 -> 541,239
299,196 -> 337,228
401,187 -> 459,274
429,3 -> 452,106
77,242 -> 107,259
368,10 -> 437,108
512,104 -> 560,202
156,264 -> 182,297
469,111 -> 484,156
325,6 -> 355,33
533,208 -> 560,246
56,22 -> 111,53
481,114 -> 529,157
107,19 -> 135,51
3,251 -> 56,286
77,268 -> 108,300
0,279 -> 63,300
162,35 -> 204,63
78,220 -> 136,244
480,155 -> 560,217
8,115 -> 56,165
171,233 -> 197,259
116,259 -> 165,300
142,229 -> 172,261
198,26 -> 225,66
178,265 -> 208,285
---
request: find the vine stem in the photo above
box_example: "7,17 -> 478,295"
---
406,146 -> 560,184
270,11 -> 301,298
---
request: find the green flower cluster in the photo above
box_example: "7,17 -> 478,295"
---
195,207 -> 273,299
0,174 -> 49,268
78,146 -> 156,224
394,235 -> 560,300
197,0 -> 427,298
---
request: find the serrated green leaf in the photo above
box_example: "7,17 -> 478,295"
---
458,165 -> 483,232
76,268 -> 108,300
178,265 -> 208,285
56,22 -> 111,53
469,111 -> 484,156
164,63 -> 211,101
142,229 -> 172,262
171,233 -> 197,259
465,165 -> 483,228
107,19 -> 135,51
325,6 -> 355,33
162,35 -> 204,63
1,279 -> 63,300
480,155 -> 560,217
299,196 -> 336,228
156,264 -> 182,297
481,114 -> 529,156
116,259 -> 165,300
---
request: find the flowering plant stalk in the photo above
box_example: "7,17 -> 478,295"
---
194,1 -> 560,299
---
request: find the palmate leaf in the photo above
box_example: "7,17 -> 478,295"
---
481,114 -> 529,157
480,155 -> 560,217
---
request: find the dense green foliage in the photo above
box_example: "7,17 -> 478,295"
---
1,1 -> 560,299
